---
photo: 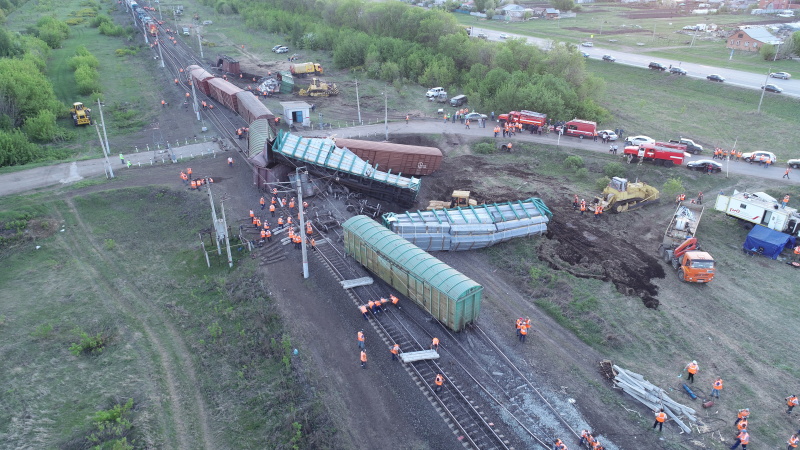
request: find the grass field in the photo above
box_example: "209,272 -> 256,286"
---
0,186 -> 328,448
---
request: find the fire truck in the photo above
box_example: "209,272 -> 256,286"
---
497,110 -> 547,130
623,141 -> 687,167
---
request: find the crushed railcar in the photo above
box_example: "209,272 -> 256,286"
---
343,215 -> 483,332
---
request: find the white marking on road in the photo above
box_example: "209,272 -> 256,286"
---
60,162 -> 84,184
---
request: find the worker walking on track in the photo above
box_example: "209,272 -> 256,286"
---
730,429 -> 749,449
360,304 -> 369,320
357,330 -> 365,349
390,343 -> 400,361
390,294 -> 400,309
431,337 -> 440,352
685,360 -> 699,383
553,438 -> 567,450
360,350 -> 367,369
580,430 -> 595,447
787,394 -> 799,414
260,196 -> 266,210
652,408 -> 666,432
227,156 -> 233,167
736,418 -> 747,432
711,377 -> 723,398
269,203 -> 276,217
434,373 -> 444,393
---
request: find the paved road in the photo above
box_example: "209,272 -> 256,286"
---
471,27 -> 800,98
1,120 -> 794,197
300,119 -> 799,185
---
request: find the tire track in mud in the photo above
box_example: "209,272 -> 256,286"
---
56,199 -> 214,450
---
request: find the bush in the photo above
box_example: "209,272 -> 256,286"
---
595,176 -> 611,192
99,22 -> 125,37
0,129 -> 42,167
69,327 -> 106,355
575,167 -> 588,179
564,155 -> 584,170
662,177 -> 684,200
474,142 -> 495,154
89,399 -> 135,448
90,14 -> 113,28
23,110 -> 66,143
115,46 -> 139,57
75,64 -> 101,95
603,162 -> 626,179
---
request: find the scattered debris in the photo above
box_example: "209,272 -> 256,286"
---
614,365 -> 698,434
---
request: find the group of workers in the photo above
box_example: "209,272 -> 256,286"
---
571,195 -> 605,219
245,185 -> 316,248
358,295 -> 401,320
515,317 -> 531,343
179,167 -> 216,190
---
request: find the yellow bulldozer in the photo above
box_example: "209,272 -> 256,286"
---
70,102 -> 92,126
298,78 -> 339,97
594,177 -> 660,213
427,190 -> 479,210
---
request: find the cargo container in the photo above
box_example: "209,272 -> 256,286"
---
187,65 -> 215,96
207,77 -> 243,113
215,54 -> 240,75
332,138 -> 442,176
236,91 -> 274,124
343,215 -> 483,332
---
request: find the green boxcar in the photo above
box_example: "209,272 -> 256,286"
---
343,215 -> 483,332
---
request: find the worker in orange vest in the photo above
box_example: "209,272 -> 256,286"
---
161,99 -> 166,107
260,229 -> 267,242
367,299 -> 376,314
372,297 -> 383,314
269,204 -> 276,217
788,433 -> 799,449
734,408 -> 749,426
782,194 -> 790,209
711,377 -> 723,398
255,218 -> 262,229
286,216 -> 293,226
277,217 -> 284,228
431,337 -> 439,351
730,429 -> 749,449
360,304 -> 369,320
519,321 -> 528,343
594,204 -> 603,219
405,114 -> 409,124
787,394 -> 799,414
736,417 -> 747,432
357,330 -> 365,349
793,245 -> 800,262
360,350 -> 367,369
190,180 -> 197,190
434,373 -> 444,392
306,223 -> 313,236
390,294 -> 400,309
685,360 -> 699,383
580,429 -> 596,447
784,167 -> 791,179
652,408 -> 667,432
179,171 -> 188,185
580,199 -> 586,216
390,343 -> 400,361
289,198 -> 296,209
494,125 -> 500,137
260,196 -> 266,210
264,229 -> 272,242
186,167 -> 192,179
553,438 -> 567,450
293,234 -> 302,249
308,237 -> 316,251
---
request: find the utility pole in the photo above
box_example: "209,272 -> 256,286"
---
157,1 -> 162,21
157,38 -> 164,67
207,183 -> 234,268
727,138 -> 736,179
206,181 -> 223,256
196,30 -> 203,58
220,199 -> 233,268
97,100 -> 112,169
190,70 -> 200,120
93,123 -> 114,179
296,167 -> 309,279
355,80 -> 362,125
142,21 -> 149,44
757,68 -> 770,113
773,42 -> 781,62
384,90 -> 388,140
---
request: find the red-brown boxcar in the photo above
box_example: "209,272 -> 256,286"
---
215,54 -> 240,75
187,65 -> 215,96
249,150 -> 291,191
207,77 -> 243,113
332,138 -> 442,176
236,91 -> 274,124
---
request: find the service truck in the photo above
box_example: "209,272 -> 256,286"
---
562,119 -> 597,139
497,110 -> 547,129
658,203 -> 716,283
290,62 -> 323,77
624,141 -> 686,167
715,191 -> 800,237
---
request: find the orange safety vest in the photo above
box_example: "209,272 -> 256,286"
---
265,230 -> 271,238
360,351 -> 367,363
788,396 -> 798,407
784,195 -> 790,203
432,337 -> 439,346
655,412 -> 666,423
270,204 -> 275,212
190,180 -> 197,189
738,431 -> 749,445
519,325 -> 527,335
260,197 -> 265,206
789,436 -> 799,447
713,379 -> 723,390
794,246 -> 800,255
360,305 -> 368,314
687,362 -> 698,374
310,238 -> 316,247
391,345 -> 399,354
180,172 -> 188,180
368,300 -> 374,309
249,210 -> 255,218
391,295 -> 399,305
260,230 -> 267,239
737,419 -> 747,431
357,331 -> 364,342
435,375 -> 443,386
380,297 -> 389,305
278,218 -> 284,225
737,409 -> 749,419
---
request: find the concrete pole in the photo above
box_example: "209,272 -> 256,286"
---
157,38 -> 165,67
190,70 -> 200,120
197,31 -> 204,59
206,180 -> 223,256
757,68 -> 770,114
220,200 -> 234,268
356,80 -> 362,125
297,167 -> 309,279
143,21 -> 149,44
384,91 -> 388,141
94,123 -> 114,179
97,100 -> 113,169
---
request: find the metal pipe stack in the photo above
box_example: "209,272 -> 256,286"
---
613,365 -> 698,434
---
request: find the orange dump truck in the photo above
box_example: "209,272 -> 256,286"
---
290,62 -> 323,77
658,203 -> 716,283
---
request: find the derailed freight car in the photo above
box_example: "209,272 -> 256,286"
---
188,65 -> 215,96
333,138 -> 442,176
236,91 -> 274,124
207,77 -> 243,113
343,215 -> 483,332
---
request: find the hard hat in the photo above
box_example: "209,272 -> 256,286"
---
692,360 -> 697,364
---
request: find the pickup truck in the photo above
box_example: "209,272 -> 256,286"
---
669,138 -> 703,154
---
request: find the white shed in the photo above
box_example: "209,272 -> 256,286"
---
279,101 -> 312,127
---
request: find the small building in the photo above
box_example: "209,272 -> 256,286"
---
279,101 -> 312,127
501,4 -> 535,20
758,0 -> 799,9
544,8 -> 561,19
726,27 -> 781,52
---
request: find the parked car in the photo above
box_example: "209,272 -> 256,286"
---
761,84 -> 783,93
597,130 -> 618,141
686,160 -> 722,173
425,87 -> 445,99
769,71 -> 791,80
741,150 -> 777,163
463,112 -> 488,121
182,27 -> 190,35
625,135 -> 655,146
272,45 -> 284,52
581,52 -> 590,58
499,33 -> 508,39
669,67 -> 687,75
787,158 -> 800,169
582,42 -> 594,47
648,62 -> 667,71
202,20 -> 213,25
602,54 -> 616,62
706,74 -> 725,82
275,46 -> 289,54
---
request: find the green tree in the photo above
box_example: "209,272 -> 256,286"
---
793,31 -> 800,56
0,129 -> 42,167
551,0 -> 574,12
662,178 -> 685,200
759,43 -> 776,61
22,110 -> 66,143
0,58 -> 63,128
0,28 -> 22,58
35,16 -> 70,49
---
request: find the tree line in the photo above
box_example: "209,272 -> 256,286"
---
208,0 -> 610,123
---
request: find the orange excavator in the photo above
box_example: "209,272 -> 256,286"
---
658,204 -> 715,283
